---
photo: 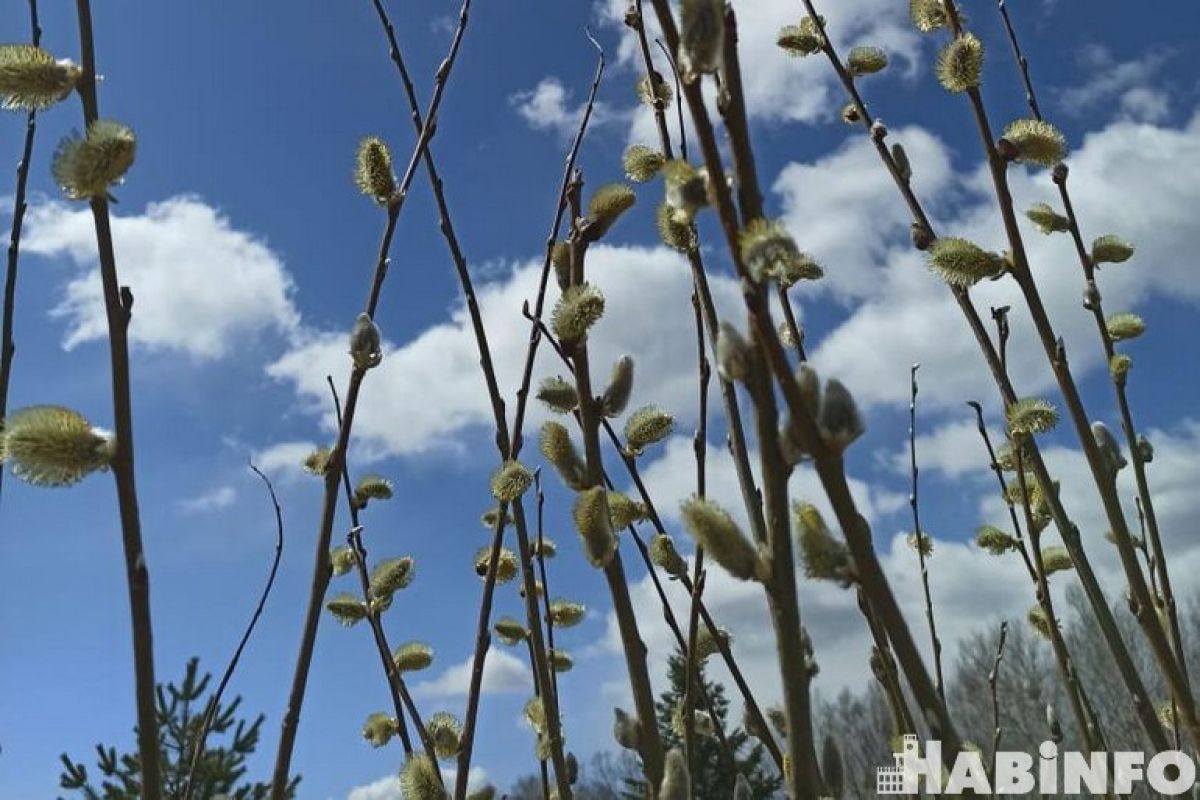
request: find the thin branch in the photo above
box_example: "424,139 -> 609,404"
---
0,0 -> 42,504
564,173 -> 665,793
325,376 -> 429,767
939,0 -> 1197,748
798,0 -> 1170,752
71,2 -> 163,796
271,5 -> 473,792
181,463 -> 287,800
532,471 -> 556,800
993,0 -> 1191,737
362,8 -> 606,798
681,287 -> 711,784
987,621 -> 1008,798
907,364 -> 944,702
996,0 -> 1043,120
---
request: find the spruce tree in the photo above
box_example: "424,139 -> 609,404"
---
622,646 -> 782,798
58,658 -> 299,800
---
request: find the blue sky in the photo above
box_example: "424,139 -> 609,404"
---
2,0 -> 1200,797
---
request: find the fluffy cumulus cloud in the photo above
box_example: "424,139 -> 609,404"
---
413,646 -> 531,697
23,197 -> 299,358
509,77 -> 621,141
795,111 -> 1200,410
267,244 -> 743,458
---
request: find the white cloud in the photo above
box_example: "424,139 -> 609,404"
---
413,646 -> 531,697
267,244 -> 742,458
177,485 -> 237,514
346,768 -> 488,800
800,111 -> 1200,410
634,435 -> 905,534
595,0 -> 920,127
510,77 -> 621,140
1057,44 -> 1172,124
881,417 -> 1001,479
774,125 -> 957,300
22,197 -> 299,358
251,440 -> 319,478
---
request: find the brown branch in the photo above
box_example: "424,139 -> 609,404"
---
798,0 -> 1170,752
564,176 -> 665,793
71,2 -> 163,796
361,8 -> 604,798
939,0 -> 1197,749
993,0 -> 1191,739
907,365 -> 944,701
270,6 -> 474,793
531,471 -> 557,798
0,0 -> 42,503
987,621 -> 1008,797
681,288 -> 711,783
181,463 -> 287,800
325,376 -> 431,768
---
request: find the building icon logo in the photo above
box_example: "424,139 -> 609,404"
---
877,734 -> 921,794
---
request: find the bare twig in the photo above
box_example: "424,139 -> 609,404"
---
182,464 -> 287,800
0,0 -> 42,503
71,3 -> 163,795
988,621 -> 1008,798
907,364 -> 944,701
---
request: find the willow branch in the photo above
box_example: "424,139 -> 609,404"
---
525,309 -> 781,770
625,2 -> 767,546
0,0 -> 42,504
907,365 -> 944,701
798,0 -> 1168,752
325,377 -> 429,767
939,0 -> 1197,748
71,2 -> 163,796
269,6 -> 473,792
994,0 -> 1190,728
181,464 -> 287,800
564,177 -> 665,793
364,8 -> 601,798
681,290 -> 711,783
967,400 -> 1104,753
